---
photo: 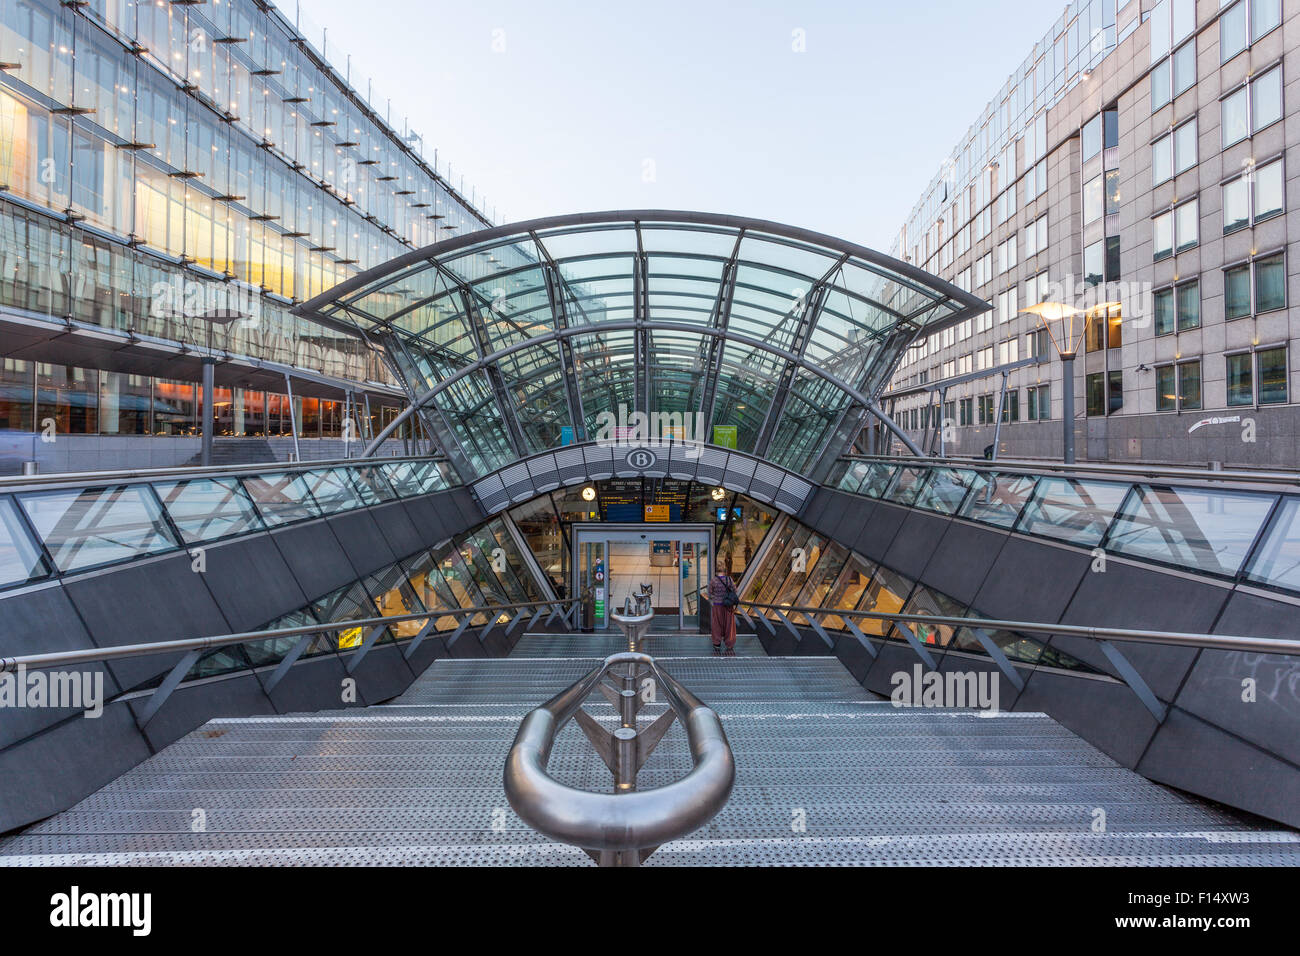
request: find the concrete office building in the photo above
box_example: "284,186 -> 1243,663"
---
885,0 -> 1300,468
0,0 -> 491,472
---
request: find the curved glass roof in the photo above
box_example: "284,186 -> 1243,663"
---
296,212 -> 989,478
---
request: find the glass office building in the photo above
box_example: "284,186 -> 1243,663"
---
884,0 -> 1297,468
0,0 -> 492,468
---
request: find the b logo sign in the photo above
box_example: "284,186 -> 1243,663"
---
626,448 -> 657,470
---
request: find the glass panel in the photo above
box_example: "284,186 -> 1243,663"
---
1156,365 -> 1177,411
857,565 -> 914,638
1015,478 -> 1129,546
299,468 -> 366,513
1176,282 -> 1200,331
1226,353 -> 1254,406
364,564 -> 429,641
1106,485 -> 1276,576
899,585 -> 965,649
1251,67 -> 1282,130
1247,497 -> 1300,592
1254,161 -> 1284,221
860,463 -> 897,498
1179,361 -> 1201,410
239,472 -> 322,526
20,484 -> 179,571
349,465 -> 399,503
154,477 -> 264,544
1257,346 -> 1288,404
1221,87 -> 1248,146
1224,265 -> 1252,319
1223,177 -> 1250,233
1255,254 -> 1285,313
913,468 -> 977,515
0,496 -> 49,586
958,472 -> 1037,528
885,466 -> 931,506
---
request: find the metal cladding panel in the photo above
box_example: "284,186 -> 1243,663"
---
498,461 -> 534,503
667,442 -> 701,480
722,455 -> 756,494
694,446 -> 728,484
749,461 -> 785,504
582,443 -> 615,479
776,473 -> 814,513
526,453 -> 561,492
471,474 -> 509,515
553,446 -> 588,484
1138,707 -> 1300,830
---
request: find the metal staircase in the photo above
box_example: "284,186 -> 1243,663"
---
2,634 -> 1298,866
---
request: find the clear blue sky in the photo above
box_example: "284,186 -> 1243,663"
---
295,0 -> 1065,250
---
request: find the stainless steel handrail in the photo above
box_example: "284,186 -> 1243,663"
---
839,453 -> 1300,488
739,600 -> 1300,656
0,454 -> 452,491
0,598 -> 578,674
504,651 -> 734,867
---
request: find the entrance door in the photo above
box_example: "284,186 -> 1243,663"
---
572,525 -> 712,632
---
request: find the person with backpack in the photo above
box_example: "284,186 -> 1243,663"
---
709,559 -> 739,655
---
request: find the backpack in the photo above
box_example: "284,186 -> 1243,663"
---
721,575 -> 739,608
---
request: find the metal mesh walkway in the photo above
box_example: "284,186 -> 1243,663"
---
2,652 -> 1297,866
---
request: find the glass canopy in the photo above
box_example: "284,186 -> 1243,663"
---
296,212 -> 989,479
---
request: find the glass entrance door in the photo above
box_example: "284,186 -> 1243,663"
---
572,525 -> 712,632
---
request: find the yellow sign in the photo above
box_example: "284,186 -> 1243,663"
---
338,626 -> 363,649
644,504 -> 670,522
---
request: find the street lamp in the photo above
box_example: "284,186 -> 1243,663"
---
1020,301 -> 1089,465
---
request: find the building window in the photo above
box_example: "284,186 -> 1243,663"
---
1152,58 -> 1172,111
1086,372 -> 1105,416
1154,288 -> 1174,335
998,337 -> 1019,365
1222,67 -> 1283,149
1176,280 -> 1200,331
1155,280 -> 1202,336
1154,198 -> 1198,259
1084,174 -> 1104,224
1084,240 -> 1105,285
1227,346 -> 1289,405
1224,158 -> 1284,233
999,390 -> 1020,423
1221,0 -> 1282,65
1156,364 -> 1176,411
959,397 -> 973,426
1227,252 -> 1286,319
997,287 -> 1018,324
1258,346 -> 1288,404
1026,328 -> 1050,361
978,394 -> 995,424
1082,114 -> 1102,161
1108,370 -> 1124,414
1179,361 -> 1202,410
1153,120 -> 1197,185
1154,361 -> 1201,411
1027,383 -> 1050,420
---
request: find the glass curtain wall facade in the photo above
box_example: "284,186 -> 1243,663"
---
300,213 -> 990,480
0,0 -> 492,420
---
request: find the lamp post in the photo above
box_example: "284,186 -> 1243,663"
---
1020,301 -> 1089,465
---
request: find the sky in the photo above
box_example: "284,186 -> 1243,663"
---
292,0 -> 1065,251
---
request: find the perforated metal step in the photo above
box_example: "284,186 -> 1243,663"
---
2,655 -> 1297,866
